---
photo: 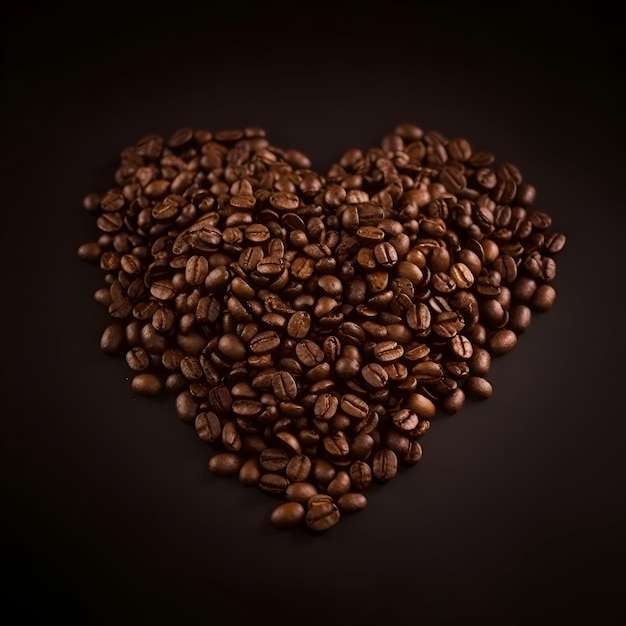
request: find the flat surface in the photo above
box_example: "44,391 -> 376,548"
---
2,3 -> 625,625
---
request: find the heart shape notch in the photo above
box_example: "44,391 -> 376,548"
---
78,123 -> 565,533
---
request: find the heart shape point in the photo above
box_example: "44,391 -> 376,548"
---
79,124 -> 565,533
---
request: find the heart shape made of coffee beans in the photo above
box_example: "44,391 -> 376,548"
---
78,123 -> 565,533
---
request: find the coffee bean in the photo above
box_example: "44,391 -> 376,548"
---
295,339 -> 325,366
439,388 -> 465,415
488,329 -> 518,356
259,473 -> 290,495
340,394 -> 369,419
100,323 -> 125,354
271,502 -> 305,528
468,347 -> 491,376
285,482 -> 318,504
311,459 -> 335,485
195,411 -> 222,443
374,340 -> 404,362
285,455 -> 312,482
406,393 -> 437,419
208,452 -> 242,476
131,373 -> 162,396
306,499 -> 340,532
260,448 -> 289,472
250,330 -> 281,354
349,460 -> 372,490
464,376 -> 493,399
372,449 -> 398,481
237,458 -> 262,486
337,492 -> 368,514
314,393 -> 339,420
361,362 -> 389,389
531,284 -> 557,312
275,431 -> 302,455
327,471 -> 351,499
392,409 -> 419,431
508,304 -> 533,333
126,347 -> 150,371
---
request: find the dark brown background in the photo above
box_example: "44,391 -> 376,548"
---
2,2 -> 625,624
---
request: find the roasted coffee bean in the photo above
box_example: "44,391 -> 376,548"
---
209,453 -> 242,476
340,394 -> 369,419
100,323 -> 125,354
260,448 -> 289,472
337,492 -> 368,514
272,371 -> 298,401
259,473 -> 290,495
532,284 -> 557,312
374,340 -> 404,362
239,458 -> 262,486
349,460 -> 372,490
306,499 -> 340,532
361,362 -> 389,389
195,411 -> 222,443
488,329 -> 518,356
468,347 -> 491,376
372,449 -> 398,481
314,393 -> 339,420
286,455 -> 312,482
295,339 -> 325,366
392,409 -> 419,431
131,373 -> 162,396
286,484 -> 318,508
250,330 -> 281,354
327,471 -> 351,499
464,376 -> 493,399
126,347 -> 150,371
313,459 -> 336,485
270,502 -> 305,528
508,304 -> 533,333
439,388 -> 465,415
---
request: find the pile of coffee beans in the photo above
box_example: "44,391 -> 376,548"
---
77,124 -> 565,532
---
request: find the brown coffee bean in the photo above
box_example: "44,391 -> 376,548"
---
361,362 -> 389,389
531,284 -> 557,312
259,473 -> 290,495
508,304 -> 533,333
286,455 -> 312,482
209,452 -> 242,476
347,462 -> 371,492
271,371 -> 298,401
392,409 -> 419,431
126,347 -> 150,371
273,431 -> 301,455
131,373 -> 162,396
340,394 -> 369,419
406,393 -> 437,419
322,433 -> 350,457
488,329 -> 518,356
286,482 -> 318,504
260,448 -> 289,472
250,330 -> 281,354
306,499 -> 340,532
295,339 -> 325,366
464,376 -> 493,399
100,323 -> 125,354
439,388 -> 465,415
313,459 -> 337,485
271,502 -> 305,528
337,492 -> 368,514
239,458 -> 262,486
327,471 -> 351,499
372,449 -> 398,481
195,411 -> 221,443
314,393 -> 339,420
374,340 -> 404,362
